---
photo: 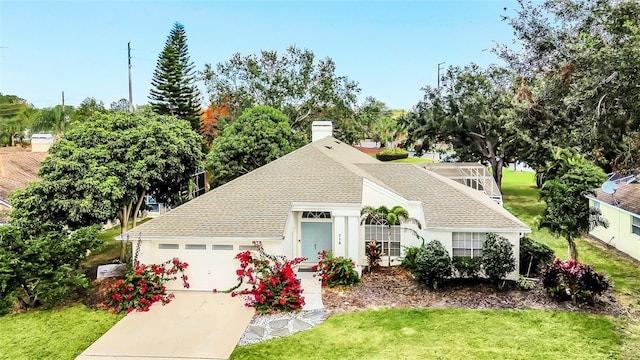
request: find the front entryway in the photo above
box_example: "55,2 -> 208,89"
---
301,222 -> 332,262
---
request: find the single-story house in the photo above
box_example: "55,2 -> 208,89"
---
587,182 -> 640,262
0,146 -> 48,225
124,122 -> 530,291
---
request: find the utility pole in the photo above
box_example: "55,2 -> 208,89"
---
61,91 -> 65,113
437,62 -> 446,89
128,41 -> 134,112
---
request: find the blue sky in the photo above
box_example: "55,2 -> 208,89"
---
0,0 -> 515,111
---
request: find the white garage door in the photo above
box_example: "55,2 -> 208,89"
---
154,243 -> 244,291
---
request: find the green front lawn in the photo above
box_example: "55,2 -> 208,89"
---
0,305 -> 123,359
231,308 -> 621,360
501,170 -> 640,298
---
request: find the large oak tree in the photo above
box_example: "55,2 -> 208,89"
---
203,45 -> 361,143
406,64 -> 520,191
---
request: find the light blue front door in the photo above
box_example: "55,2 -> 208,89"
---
301,222 -> 332,261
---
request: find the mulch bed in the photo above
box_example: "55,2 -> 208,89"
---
322,268 -> 630,318
82,278 -> 118,311
82,267 -> 634,319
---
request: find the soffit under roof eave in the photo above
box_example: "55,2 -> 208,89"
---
289,202 -> 362,212
424,226 -> 532,234
115,235 -> 285,242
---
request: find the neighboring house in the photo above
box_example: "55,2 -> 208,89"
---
30,133 -> 55,153
0,147 -> 48,224
588,182 -> 640,262
124,123 -> 530,291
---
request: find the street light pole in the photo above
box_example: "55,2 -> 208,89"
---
437,62 -> 445,89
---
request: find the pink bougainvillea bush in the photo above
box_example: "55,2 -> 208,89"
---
217,242 -> 306,314
104,258 -> 190,313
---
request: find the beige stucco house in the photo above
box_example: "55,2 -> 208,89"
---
125,124 -> 530,291
588,183 -> 640,262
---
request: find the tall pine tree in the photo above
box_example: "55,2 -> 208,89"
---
149,22 -> 202,132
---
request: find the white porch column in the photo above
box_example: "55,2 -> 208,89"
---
346,215 -> 361,275
333,216 -> 346,257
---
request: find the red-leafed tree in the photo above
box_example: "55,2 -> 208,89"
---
201,104 -> 229,150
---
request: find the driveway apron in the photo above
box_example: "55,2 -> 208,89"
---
77,292 -> 254,360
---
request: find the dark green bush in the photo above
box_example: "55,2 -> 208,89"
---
0,225 -> 102,313
400,245 -> 422,272
415,240 -> 452,289
481,233 -> 516,289
519,237 -> 554,276
452,256 -> 481,278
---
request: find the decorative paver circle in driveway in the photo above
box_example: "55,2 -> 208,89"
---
77,292 -> 254,360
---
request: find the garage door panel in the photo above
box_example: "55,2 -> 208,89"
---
154,244 -> 240,291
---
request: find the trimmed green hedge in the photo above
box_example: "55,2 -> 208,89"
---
376,148 -> 408,161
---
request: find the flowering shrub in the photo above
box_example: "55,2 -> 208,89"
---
104,258 -> 189,313
542,258 -> 610,305
220,242 -> 306,314
312,251 -> 360,287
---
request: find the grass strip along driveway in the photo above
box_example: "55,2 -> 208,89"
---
0,306 -> 123,359
231,309 -> 620,360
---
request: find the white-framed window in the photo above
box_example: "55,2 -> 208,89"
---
593,201 -> 600,210
452,232 -> 486,257
631,216 -> 640,236
365,224 -> 401,257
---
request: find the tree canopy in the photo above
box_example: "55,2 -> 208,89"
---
497,0 -> 640,173
539,157 -> 608,260
405,64 -> 520,191
0,93 -> 31,146
10,112 -> 203,240
205,106 -> 306,188
203,45 -> 361,142
149,22 -> 202,133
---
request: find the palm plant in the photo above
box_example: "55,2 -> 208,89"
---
360,205 -> 422,269
32,106 -> 70,136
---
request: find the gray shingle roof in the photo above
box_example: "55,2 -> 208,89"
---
128,137 -> 529,239
593,183 -> 640,215
357,163 -> 529,231
127,137 -> 369,239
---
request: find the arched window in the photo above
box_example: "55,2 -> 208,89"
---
364,216 -> 401,257
302,211 -> 332,219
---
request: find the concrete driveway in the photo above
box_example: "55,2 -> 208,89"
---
77,292 -> 254,360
